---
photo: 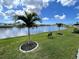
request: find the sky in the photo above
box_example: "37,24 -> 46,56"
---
0,0 -> 79,25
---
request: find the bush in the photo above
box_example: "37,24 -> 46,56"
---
73,28 -> 79,33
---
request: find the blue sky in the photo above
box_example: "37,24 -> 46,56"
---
0,0 -> 79,24
41,0 -> 79,24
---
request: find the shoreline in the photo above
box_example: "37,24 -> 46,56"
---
0,28 -> 67,40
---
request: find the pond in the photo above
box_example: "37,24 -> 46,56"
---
0,26 -> 65,39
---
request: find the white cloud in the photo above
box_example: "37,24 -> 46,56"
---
0,11 -> 13,23
2,0 -> 14,9
76,13 -> 79,19
75,6 -> 79,9
0,11 -> 9,20
0,0 -> 53,13
5,10 -> 15,16
13,0 -> 20,6
0,11 -> 6,17
24,0 -> 51,13
1,0 -> 20,9
4,10 -> 25,18
42,17 -> 49,20
57,0 -> 77,6
0,4 -> 3,11
27,5 -> 36,9
0,0 -> 54,21
1,0 -> 49,9
15,10 -> 24,15
54,14 -> 66,20
0,0 -> 3,4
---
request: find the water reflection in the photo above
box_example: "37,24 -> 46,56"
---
0,26 -> 65,39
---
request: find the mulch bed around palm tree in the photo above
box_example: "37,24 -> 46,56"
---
21,41 -> 37,51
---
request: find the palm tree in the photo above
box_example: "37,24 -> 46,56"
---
14,11 -> 41,51
56,23 -> 63,31
15,11 -> 41,40
74,22 -> 79,25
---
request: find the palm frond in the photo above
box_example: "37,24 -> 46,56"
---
14,11 -> 41,28
31,12 -> 38,17
17,15 -> 28,23
31,16 -> 41,23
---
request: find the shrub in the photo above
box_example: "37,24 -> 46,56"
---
73,28 -> 79,33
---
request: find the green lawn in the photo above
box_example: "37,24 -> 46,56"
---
0,28 -> 79,59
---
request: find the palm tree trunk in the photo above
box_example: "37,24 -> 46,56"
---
59,27 -> 60,31
28,27 -> 31,41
